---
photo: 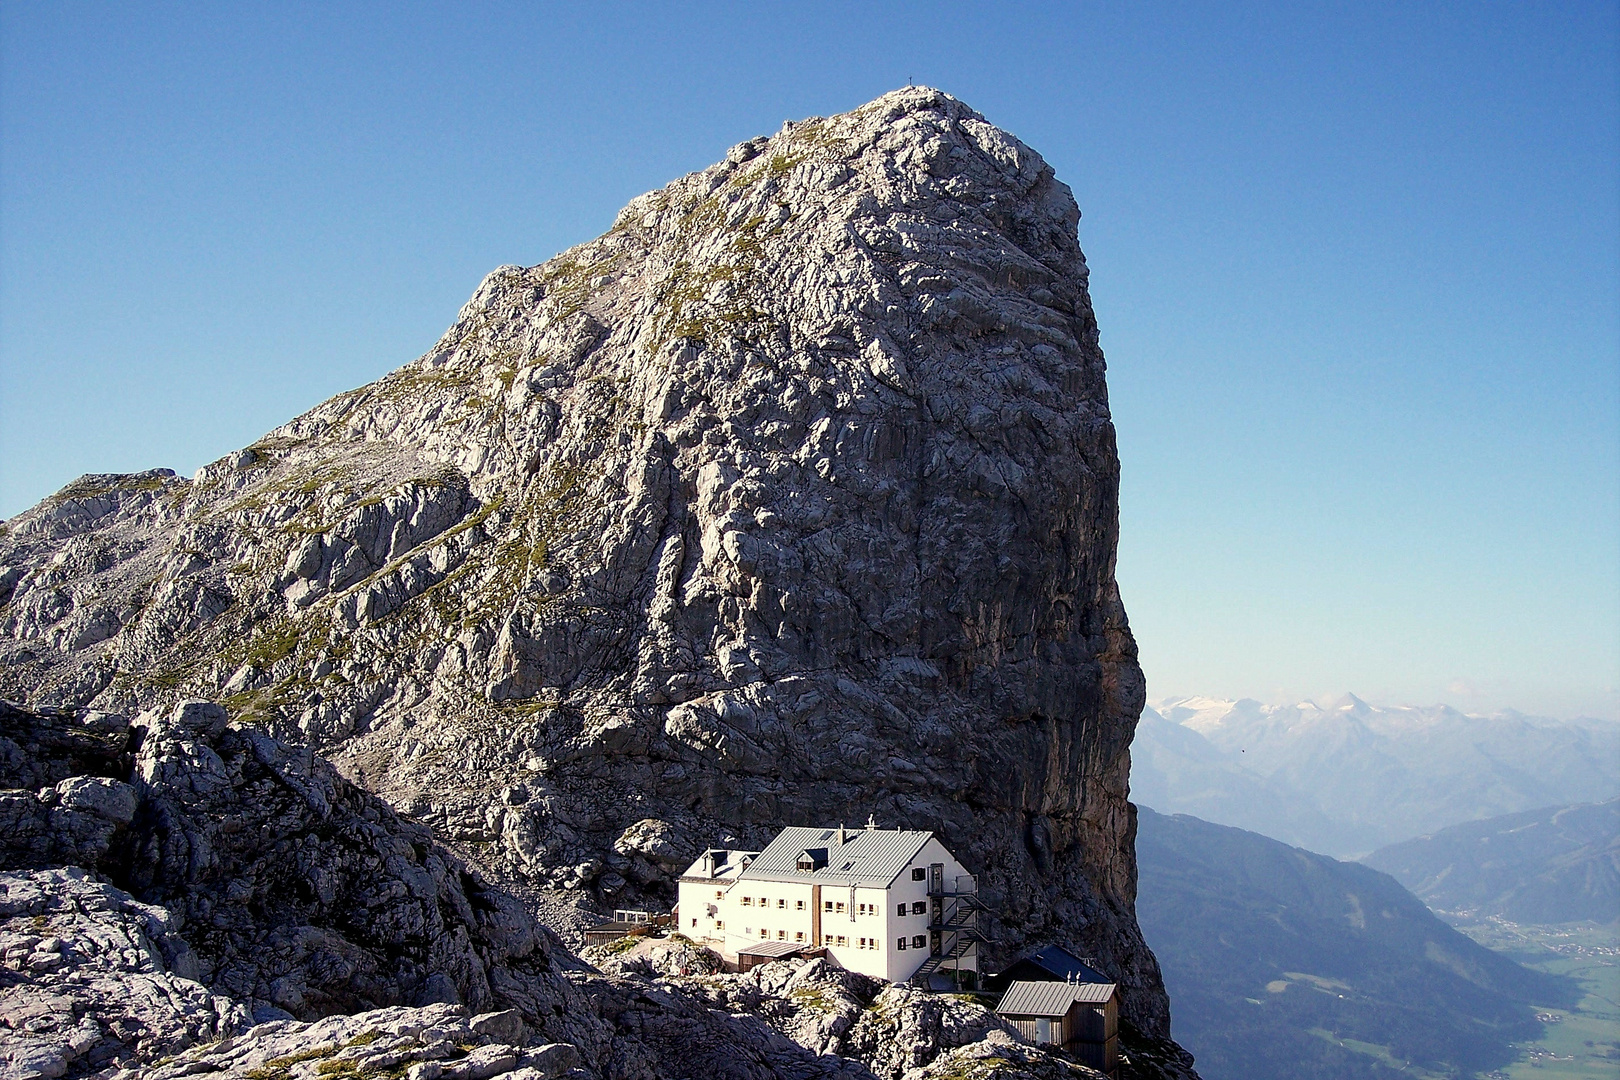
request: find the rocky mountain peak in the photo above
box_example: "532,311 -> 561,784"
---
0,89 -> 1167,1034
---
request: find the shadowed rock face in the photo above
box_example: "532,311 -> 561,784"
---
0,88 -> 1165,1033
0,701 -> 554,1022
3,701 -> 1199,1080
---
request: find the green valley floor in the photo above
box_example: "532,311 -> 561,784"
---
1448,919 -> 1619,1080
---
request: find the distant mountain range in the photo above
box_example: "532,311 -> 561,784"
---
1135,807 -> 1579,1080
1129,695 -> 1620,856
1364,798 -> 1620,924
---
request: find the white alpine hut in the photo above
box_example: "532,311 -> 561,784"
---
677,821 -> 982,984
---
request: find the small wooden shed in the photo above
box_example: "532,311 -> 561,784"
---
735,939 -> 807,972
582,921 -> 645,949
995,980 -> 1118,1076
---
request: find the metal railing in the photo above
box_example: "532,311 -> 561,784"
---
927,873 -> 978,897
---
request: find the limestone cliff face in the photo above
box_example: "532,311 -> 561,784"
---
0,89 -> 1165,1033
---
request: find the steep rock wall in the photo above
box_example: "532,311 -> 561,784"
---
0,89 -> 1165,1033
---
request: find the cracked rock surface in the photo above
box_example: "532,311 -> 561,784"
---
0,87 -> 1167,1036
0,868 -> 248,1080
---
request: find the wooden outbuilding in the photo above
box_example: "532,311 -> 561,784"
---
995,979 -> 1118,1076
582,921 -> 644,949
582,909 -> 672,949
734,939 -> 809,972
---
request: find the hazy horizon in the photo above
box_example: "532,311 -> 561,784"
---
1145,689 -> 1620,724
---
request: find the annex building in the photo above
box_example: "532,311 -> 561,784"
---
676,822 -> 983,984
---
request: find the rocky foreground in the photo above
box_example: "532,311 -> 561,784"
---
0,700 -> 1196,1080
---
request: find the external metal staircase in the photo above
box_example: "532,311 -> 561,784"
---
909,931 -> 981,980
910,873 -> 989,989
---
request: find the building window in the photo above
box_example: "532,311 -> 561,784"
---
777,898 -> 786,909
835,935 -> 848,946
835,902 -> 846,913
691,918 -> 697,928
760,928 -> 769,938
796,900 -> 806,910
796,932 -> 805,942
715,891 -> 724,899
912,935 -> 926,949
897,937 -> 908,950
715,921 -> 723,929
741,896 -> 752,906
778,930 -> 787,940
912,868 -> 926,881
896,903 -> 907,917
912,901 -> 926,915
824,901 -> 834,912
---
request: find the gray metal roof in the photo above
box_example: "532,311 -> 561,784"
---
996,980 -> 1117,1017
736,827 -> 934,888
1067,982 -> 1117,1005
736,940 -> 807,958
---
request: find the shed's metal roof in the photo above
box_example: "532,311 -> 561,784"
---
996,980 -> 1117,1017
736,940 -> 807,958
736,827 -> 934,888
1066,982 -> 1117,1005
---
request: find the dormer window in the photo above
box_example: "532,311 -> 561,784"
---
796,847 -> 828,872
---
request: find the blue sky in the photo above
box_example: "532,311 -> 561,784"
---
2,2 -> 1616,717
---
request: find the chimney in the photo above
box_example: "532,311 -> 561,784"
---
866,814 -> 877,830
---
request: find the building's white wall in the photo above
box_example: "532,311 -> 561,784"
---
885,852 -> 931,981
820,885 -> 889,980
677,876 -> 735,947
883,837 -> 977,981
729,879 -> 818,951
